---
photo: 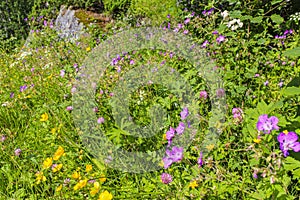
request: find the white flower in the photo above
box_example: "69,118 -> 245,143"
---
221,10 -> 229,20
227,18 -> 243,31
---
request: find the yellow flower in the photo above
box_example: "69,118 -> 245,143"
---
86,47 -> 91,52
35,171 -> 46,184
99,175 -> 106,183
52,163 -> 63,172
56,184 -> 63,192
51,128 -> 56,134
188,180 -> 198,189
206,144 -> 215,151
53,146 -> 64,160
40,113 -> 49,122
98,190 -> 113,200
283,130 -> 289,135
72,171 -> 80,179
43,157 -> 53,169
253,138 -> 261,144
86,164 -> 93,173
73,179 -> 88,191
90,182 -> 100,196
163,133 -> 167,140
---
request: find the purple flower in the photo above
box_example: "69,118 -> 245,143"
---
163,156 -> 173,169
180,107 -> 189,120
93,107 -> 98,112
201,40 -> 209,48
256,114 -> 279,134
207,8 -> 215,15
216,88 -> 225,97
216,35 -> 225,44
278,81 -> 284,87
60,70 -> 65,78
183,30 -> 189,34
254,74 -> 260,77
66,106 -> 73,111
10,92 -> 14,98
1,135 -> 6,142
178,23 -> 183,29
161,173 -> 172,184
277,131 -> 300,157
184,18 -> 190,24
264,80 -> 269,86
212,30 -> 218,35
197,152 -> 203,167
284,30 -> 289,35
129,60 -> 135,65
199,90 -> 208,99
167,14 -> 170,18
20,85 -> 27,92
166,127 -> 175,141
97,117 -> 105,124
43,20 -> 47,27
15,148 -> 22,156
176,122 -> 185,135
167,146 -> 184,162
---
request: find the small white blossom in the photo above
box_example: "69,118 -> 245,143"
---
221,10 -> 229,20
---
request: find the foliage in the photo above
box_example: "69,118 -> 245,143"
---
1,0 -> 300,199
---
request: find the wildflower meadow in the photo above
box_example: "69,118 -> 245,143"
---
1,0 -> 300,199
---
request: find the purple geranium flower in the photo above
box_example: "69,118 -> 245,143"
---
184,18 -> 190,24
256,114 -> 279,134
201,40 -> 209,48
161,173 -> 172,184
167,146 -> 184,162
166,127 -> 175,141
277,131 -> 300,157
20,85 -> 27,92
176,122 -> 185,135
197,152 -> 203,167
163,156 -> 173,169
216,35 -> 225,44
180,107 -> 189,120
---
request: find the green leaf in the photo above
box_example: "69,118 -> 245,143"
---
283,47 -> 300,58
251,16 -> 263,23
271,14 -> 284,24
271,0 -> 284,5
282,86 -> 300,96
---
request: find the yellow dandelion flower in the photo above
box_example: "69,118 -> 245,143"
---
53,146 -> 64,161
283,130 -> 289,135
90,182 -> 100,196
86,47 -> 91,52
40,113 -> 48,122
98,190 -> 113,200
52,163 -> 63,172
188,180 -> 198,189
43,157 -> 53,169
99,175 -> 106,183
72,171 -> 80,179
73,179 -> 88,191
86,164 -> 93,173
56,184 -> 63,192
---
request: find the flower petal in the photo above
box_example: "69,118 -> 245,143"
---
277,133 -> 286,143
292,142 -> 300,152
286,132 -> 299,143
